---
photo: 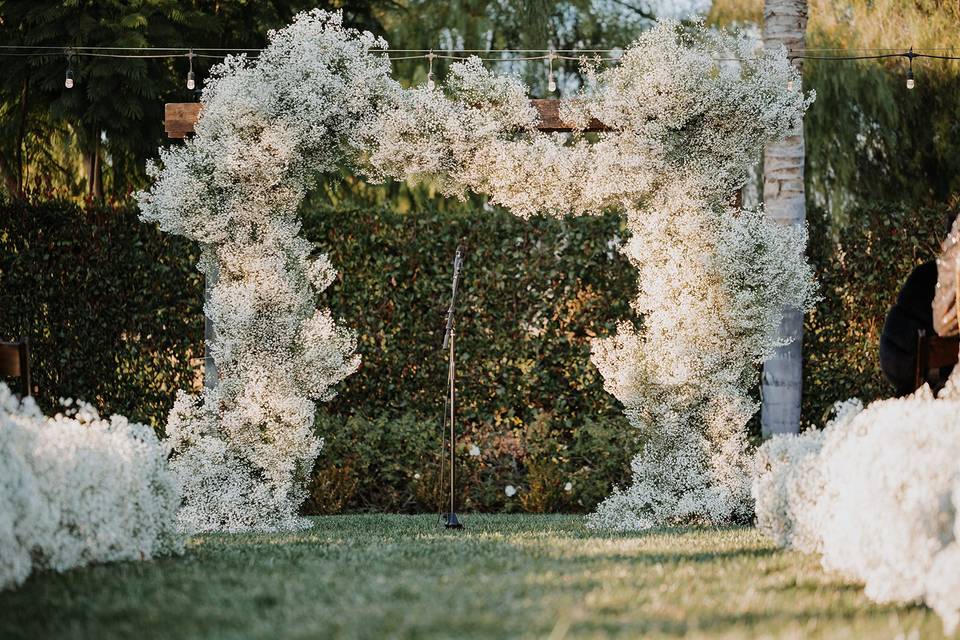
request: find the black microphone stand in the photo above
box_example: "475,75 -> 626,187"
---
441,246 -> 464,530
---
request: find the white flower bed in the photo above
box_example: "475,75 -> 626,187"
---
140,10 -> 814,531
0,383 -> 181,590
753,383 -> 960,633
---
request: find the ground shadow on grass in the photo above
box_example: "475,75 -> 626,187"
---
0,514 -> 948,640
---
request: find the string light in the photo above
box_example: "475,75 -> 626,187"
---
186,49 -> 196,90
0,44 -> 957,95
64,49 -> 74,88
426,50 -> 435,90
547,51 -> 557,93
906,48 -> 916,89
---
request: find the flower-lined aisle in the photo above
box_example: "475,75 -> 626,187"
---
0,384 -> 181,590
753,380 -> 960,634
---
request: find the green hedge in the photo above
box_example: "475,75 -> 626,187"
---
302,205 -> 640,512
0,199 -> 203,427
4,198 -> 949,511
304,206 -> 636,431
802,201 -> 957,426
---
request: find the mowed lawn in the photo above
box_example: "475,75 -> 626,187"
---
0,514 -> 946,640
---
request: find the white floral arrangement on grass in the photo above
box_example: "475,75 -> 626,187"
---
752,384 -> 960,634
139,9 -> 814,531
0,383 -> 182,590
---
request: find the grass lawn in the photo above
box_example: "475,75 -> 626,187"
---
0,514 -> 947,639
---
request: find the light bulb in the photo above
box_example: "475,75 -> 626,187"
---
547,73 -> 557,93
906,69 -> 915,89
187,70 -> 196,90
787,79 -> 795,91
427,73 -> 435,90
65,69 -> 74,89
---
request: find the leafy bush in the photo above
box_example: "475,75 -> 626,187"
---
0,199 -> 203,428
304,205 -> 637,430
302,204 -> 639,513
803,201 -> 957,425
8,197 -> 950,512
305,410 -> 637,514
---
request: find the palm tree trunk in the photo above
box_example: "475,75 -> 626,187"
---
761,0 -> 808,436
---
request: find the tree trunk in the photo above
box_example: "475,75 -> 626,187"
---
84,125 -> 103,199
761,0 -> 808,436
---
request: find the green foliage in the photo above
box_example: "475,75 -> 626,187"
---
802,201 -> 956,427
0,198 -> 638,508
0,0 -> 374,199
302,203 -> 638,513
0,198 -> 203,427
13,195 -> 953,509
305,205 -> 636,430
803,0 -> 960,224
0,0 -> 654,201
306,411 -> 637,514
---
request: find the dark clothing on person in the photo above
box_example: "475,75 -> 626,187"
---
879,261 -> 952,396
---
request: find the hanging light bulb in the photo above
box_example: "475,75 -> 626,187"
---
186,50 -> 196,90
427,50 -> 436,90
64,49 -> 74,89
547,51 -> 557,93
786,78 -> 795,91
906,48 -> 916,90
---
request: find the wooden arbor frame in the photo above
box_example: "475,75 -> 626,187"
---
164,101 -> 743,209
163,100 -> 743,390
164,100 -> 610,138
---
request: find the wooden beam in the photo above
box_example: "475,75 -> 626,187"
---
164,100 -> 610,139
164,103 -> 202,139
528,99 -> 609,133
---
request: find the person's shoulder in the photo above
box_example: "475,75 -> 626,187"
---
896,260 -> 938,307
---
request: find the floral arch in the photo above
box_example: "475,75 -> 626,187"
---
138,10 -> 815,533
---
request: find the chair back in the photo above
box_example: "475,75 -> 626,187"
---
915,330 -> 960,391
0,337 -> 32,397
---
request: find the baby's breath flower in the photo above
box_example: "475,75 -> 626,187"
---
138,10 -> 813,535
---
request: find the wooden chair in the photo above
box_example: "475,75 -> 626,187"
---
0,337 -> 32,397
915,329 -> 960,392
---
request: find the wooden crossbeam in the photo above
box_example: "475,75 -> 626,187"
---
164,99 -> 610,138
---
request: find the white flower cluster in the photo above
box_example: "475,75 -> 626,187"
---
0,384 -> 182,590
137,10 -> 374,532
140,11 -> 813,531
752,383 -> 960,634
364,21 -> 815,529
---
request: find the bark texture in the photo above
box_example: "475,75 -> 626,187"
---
761,0 -> 808,436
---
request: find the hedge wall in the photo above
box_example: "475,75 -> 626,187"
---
802,200 -> 957,426
4,198 -> 950,512
301,205 -> 640,513
0,200 -> 203,426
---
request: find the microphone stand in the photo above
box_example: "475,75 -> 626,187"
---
442,246 -> 464,530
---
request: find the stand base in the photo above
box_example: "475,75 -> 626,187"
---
443,512 -> 464,529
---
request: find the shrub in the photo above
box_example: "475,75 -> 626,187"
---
0,199 -> 203,429
802,201 -> 957,426
304,410 -> 637,514
13,197 -> 955,514
0,383 -> 182,590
